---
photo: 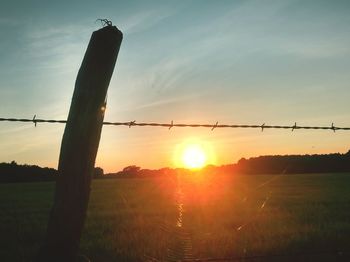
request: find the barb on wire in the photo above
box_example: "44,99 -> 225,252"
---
129,120 -> 136,128
32,115 -> 37,127
331,122 -> 336,132
0,117 -> 350,131
211,121 -> 219,131
169,120 -> 174,130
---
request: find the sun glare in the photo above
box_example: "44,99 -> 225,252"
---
182,144 -> 207,169
174,139 -> 216,170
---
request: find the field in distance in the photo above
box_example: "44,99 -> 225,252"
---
1,173 -> 350,261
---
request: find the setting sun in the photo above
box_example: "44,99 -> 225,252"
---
173,139 -> 216,169
182,144 -> 207,169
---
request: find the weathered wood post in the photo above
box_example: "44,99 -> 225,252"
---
37,23 -> 122,261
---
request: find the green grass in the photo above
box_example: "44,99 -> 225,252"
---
1,173 -> 350,261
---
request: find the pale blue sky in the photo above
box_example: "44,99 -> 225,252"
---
1,0 -> 349,171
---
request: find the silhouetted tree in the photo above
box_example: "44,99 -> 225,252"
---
122,165 -> 141,176
93,167 -> 104,178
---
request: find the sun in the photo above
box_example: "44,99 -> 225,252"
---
173,138 -> 216,170
182,144 -> 207,169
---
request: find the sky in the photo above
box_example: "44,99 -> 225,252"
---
0,0 -> 349,172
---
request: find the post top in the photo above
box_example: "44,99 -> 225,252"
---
94,20 -> 123,38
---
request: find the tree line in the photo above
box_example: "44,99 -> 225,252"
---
220,150 -> 350,175
0,161 -> 104,183
107,150 -> 350,177
0,161 -> 57,183
1,150 -> 349,183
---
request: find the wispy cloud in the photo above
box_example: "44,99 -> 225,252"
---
130,92 -> 205,111
121,8 -> 175,35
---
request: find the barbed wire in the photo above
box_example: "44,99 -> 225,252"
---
0,116 -> 349,131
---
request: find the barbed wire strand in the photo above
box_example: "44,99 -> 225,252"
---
1,117 -> 349,131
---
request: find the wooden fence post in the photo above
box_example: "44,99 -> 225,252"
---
37,24 -> 122,261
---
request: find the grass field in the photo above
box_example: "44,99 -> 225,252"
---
1,173 -> 350,261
